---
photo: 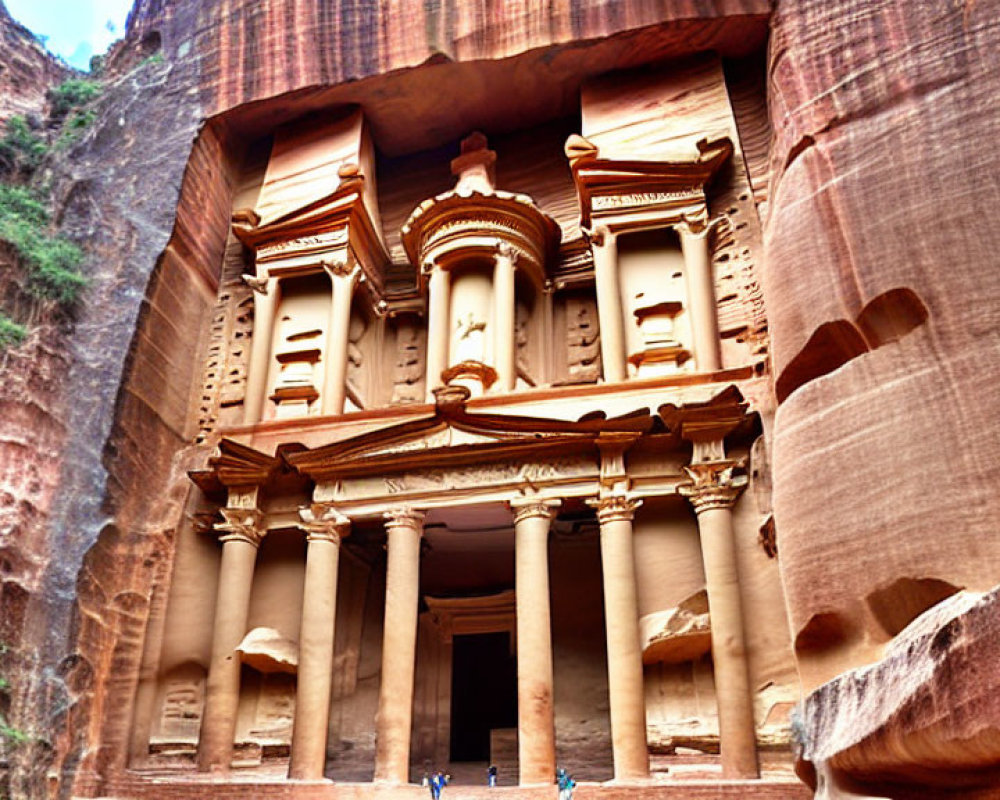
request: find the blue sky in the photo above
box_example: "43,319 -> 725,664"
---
5,0 -> 135,71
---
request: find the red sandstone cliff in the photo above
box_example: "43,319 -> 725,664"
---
0,1 -> 68,122
0,0 -> 997,797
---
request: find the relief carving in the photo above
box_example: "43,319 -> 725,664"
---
271,314 -> 321,418
346,311 -> 368,406
515,301 -> 535,386
248,674 -> 296,743
381,457 -> 592,496
156,666 -> 206,742
391,320 -> 425,404
566,296 -> 601,382
454,312 -> 488,364
197,287 -> 254,443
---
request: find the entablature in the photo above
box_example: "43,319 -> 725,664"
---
566,134 -> 732,235
193,383 -> 754,520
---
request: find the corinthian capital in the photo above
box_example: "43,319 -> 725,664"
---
299,504 -> 350,544
495,240 -> 519,265
384,506 -> 426,533
679,460 -> 748,514
215,507 -> 265,547
588,494 -> 643,524
510,498 -> 560,525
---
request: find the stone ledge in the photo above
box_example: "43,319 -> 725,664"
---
97,775 -> 810,800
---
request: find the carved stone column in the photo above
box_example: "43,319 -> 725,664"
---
680,461 -> 758,778
321,260 -> 361,415
592,495 -> 650,780
198,504 -> 264,772
677,222 -> 722,372
243,276 -> 278,424
425,264 -> 452,401
512,500 -> 558,784
590,227 -> 627,383
374,507 -> 425,783
493,242 -> 518,392
288,506 -> 351,780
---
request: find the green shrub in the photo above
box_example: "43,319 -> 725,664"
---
0,313 -> 27,350
55,108 -> 97,150
48,79 -> 102,118
0,116 -> 48,175
0,184 -> 87,305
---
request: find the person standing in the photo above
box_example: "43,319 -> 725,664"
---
557,767 -> 576,800
488,764 -> 498,787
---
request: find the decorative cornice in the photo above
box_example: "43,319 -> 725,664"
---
299,504 -> 350,545
678,460 -> 748,514
511,498 -> 560,525
588,494 -> 643,524
566,134 -> 732,233
384,506 -> 426,532
215,507 -> 265,548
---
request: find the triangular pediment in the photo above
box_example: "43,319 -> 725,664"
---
284,403 -> 658,481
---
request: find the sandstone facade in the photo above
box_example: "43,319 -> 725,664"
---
0,2 -> 996,800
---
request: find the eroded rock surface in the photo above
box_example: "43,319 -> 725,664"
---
0,1 -> 68,122
765,0 -> 1000,691
796,587 -> 1000,798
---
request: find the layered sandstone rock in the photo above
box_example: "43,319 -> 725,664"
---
0,0 -> 996,797
0,1 -> 68,122
765,0 -> 1000,691
0,3 -> 773,797
795,586 -> 1000,798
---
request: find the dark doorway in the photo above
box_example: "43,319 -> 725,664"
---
450,632 -> 517,762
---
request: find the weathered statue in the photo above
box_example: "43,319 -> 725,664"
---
454,311 -> 487,363
567,299 -> 601,381
391,322 -> 424,404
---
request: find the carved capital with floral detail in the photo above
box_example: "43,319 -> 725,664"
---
679,460 -> 748,514
588,494 -> 643,524
494,239 -> 519,266
299,504 -> 351,545
384,506 -> 426,534
215,507 -> 265,548
320,253 -> 360,281
510,498 -> 560,525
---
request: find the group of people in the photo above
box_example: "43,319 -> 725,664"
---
421,765 -> 575,797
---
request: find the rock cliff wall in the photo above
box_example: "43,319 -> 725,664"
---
0,1 -> 68,122
765,0 -> 1000,689
0,3 -> 771,797
1,0 -> 997,796
764,0 -> 1000,794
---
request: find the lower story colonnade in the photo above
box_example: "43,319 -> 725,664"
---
169,391 -> 763,785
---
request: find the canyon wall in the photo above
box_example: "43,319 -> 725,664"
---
764,0 -> 1000,794
1,0 -> 997,797
0,2 -> 770,797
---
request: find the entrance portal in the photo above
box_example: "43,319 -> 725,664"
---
449,631 -> 517,762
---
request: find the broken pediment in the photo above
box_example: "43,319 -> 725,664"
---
232,108 -> 392,293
